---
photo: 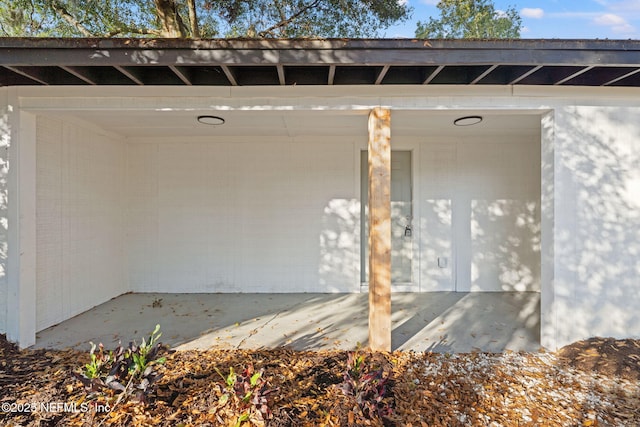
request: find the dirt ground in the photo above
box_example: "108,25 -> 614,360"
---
1,334 -> 639,426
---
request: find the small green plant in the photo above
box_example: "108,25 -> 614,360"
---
214,364 -> 278,426
130,324 -> 166,375
79,342 -> 115,392
73,324 -> 168,404
83,343 -> 106,379
340,352 -> 393,422
348,352 -> 365,378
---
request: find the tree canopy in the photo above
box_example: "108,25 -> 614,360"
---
0,0 -> 411,38
415,0 -> 521,39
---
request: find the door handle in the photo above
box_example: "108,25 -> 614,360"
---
402,215 -> 413,237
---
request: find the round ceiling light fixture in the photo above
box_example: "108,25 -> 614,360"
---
453,115 -> 483,126
197,115 -> 225,126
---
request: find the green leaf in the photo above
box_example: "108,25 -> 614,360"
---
0,0 -> 411,39
226,367 -> 236,387
219,393 -> 229,406
415,0 -> 521,39
149,324 -> 162,346
250,371 -> 262,387
234,413 -> 250,427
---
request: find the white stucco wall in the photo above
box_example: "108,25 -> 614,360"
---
551,105 -> 640,348
35,115 -> 126,331
127,138 -> 359,293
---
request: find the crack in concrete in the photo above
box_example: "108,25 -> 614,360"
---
235,311 -> 281,349
234,296 -> 321,349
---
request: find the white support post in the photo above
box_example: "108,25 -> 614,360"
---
6,90 -> 37,348
540,110 -> 556,350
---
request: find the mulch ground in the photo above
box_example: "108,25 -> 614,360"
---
1,334 -> 639,426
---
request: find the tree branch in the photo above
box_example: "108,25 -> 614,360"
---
103,27 -> 164,37
273,0 -> 288,24
272,0 -> 288,37
153,0 -> 187,37
187,0 -> 200,38
49,0 -> 95,37
258,0 -> 321,38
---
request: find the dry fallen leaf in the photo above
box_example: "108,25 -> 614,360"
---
1,336 -> 640,426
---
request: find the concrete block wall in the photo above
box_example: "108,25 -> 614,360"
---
0,88 -> 8,333
8,84 -> 638,351
126,132 -> 540,296
35,116 -> 126,331
458,137 -> 541,292
418,142 -> 456,291
127,138 -> 359,293
418,135 -> 541,292
551,105 -> 640,347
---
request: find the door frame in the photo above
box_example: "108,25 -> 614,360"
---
356,139 -> 421,291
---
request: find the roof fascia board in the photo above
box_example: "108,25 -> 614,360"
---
2,38 -> 639,50
1,39 -> 639,67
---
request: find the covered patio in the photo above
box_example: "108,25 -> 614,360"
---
3,39 -> 640,352
34,292 -> 540,352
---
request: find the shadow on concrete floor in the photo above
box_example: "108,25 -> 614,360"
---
34,292 -> 540,353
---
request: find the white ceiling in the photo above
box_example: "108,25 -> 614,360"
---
54,109 -> 543,139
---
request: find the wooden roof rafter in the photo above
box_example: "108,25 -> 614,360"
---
0,38 -> 639,87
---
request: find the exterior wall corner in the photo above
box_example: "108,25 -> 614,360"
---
5,90 -> 37,348
540,110 -> 556,350
0,87 -> 8,336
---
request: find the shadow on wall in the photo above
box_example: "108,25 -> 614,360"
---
420,199 -> 453,291
471,199 -> 540,291
319,198 -> 360,292
554,106 -> 640,343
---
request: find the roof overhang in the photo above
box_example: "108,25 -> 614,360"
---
1,38 -> 639,87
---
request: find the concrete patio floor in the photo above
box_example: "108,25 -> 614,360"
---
34,292 -> 541,353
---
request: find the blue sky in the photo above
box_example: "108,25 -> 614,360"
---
384,0 -> 640,39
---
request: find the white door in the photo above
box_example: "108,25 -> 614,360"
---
361,150 -> 414,287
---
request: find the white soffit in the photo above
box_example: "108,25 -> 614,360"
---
49,109 -> 542,139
